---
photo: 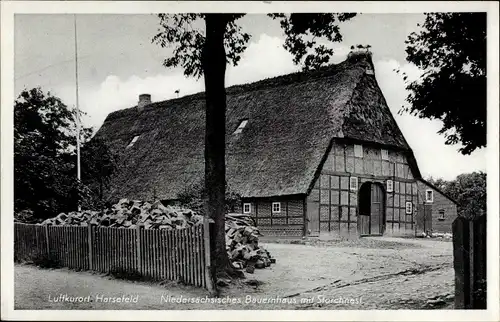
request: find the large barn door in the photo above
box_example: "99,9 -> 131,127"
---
370,184 -> 384,235
358,182 -> 385,236
358,183 -> 371,236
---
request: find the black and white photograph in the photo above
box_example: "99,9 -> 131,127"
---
1,1 -> 499,320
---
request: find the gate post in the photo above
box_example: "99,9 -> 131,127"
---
136,225 -> 143,275
453,216 -> 470,308
203,218 -> 216,295
44,225 -> 50,258
88,224 -> 93,270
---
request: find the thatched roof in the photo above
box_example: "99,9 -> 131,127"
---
95,53 -> 421,201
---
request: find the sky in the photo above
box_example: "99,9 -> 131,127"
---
14,13 -> 487,181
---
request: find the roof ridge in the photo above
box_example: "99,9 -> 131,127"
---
106,57 -> 368,120
153,60 -> 349,103
224,59 -> 350,95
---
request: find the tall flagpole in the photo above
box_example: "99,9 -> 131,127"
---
74,14 -> 81,211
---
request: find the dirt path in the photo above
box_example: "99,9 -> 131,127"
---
15,237 -> 454,310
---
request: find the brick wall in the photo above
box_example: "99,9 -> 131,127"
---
241,197 -> 305,237
417,181 -> 457,233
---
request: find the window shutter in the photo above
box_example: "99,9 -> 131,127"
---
405,202 -> 413,214
386,179 -> 393,193
350,177 -> 358,191
354,144 -> 363,158
381,149 -> 389,160
425,190 -> 434,203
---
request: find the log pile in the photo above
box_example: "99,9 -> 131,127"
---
39,199 -> 203,229
225,213 -> 275,272
36,199 -> 275,271
14,209 -> 41,224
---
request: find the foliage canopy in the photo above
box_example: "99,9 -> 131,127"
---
14,88 -> 117,218
402,13 -> 486,155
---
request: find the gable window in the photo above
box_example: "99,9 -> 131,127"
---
381,149 -> 389,160
354,144 -> 363,158
438,209 -> 445,221
349,177 -> 358,191
272,202 -> 281,214
243,203 -> 251,214
233,119 -> 248,134
405,201 -> 413,214
386,179 -> 394,193
126,135 -> 140,148
425,189 -> 434,203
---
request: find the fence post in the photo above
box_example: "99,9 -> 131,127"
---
468,220 -> 475,307
88,225 -> 93,270
44,225 -> 50,258
472,215 -> 487,309
453,215 -> 487,309
203,218 -> 216,294
136,225 -> 142,275
453,216 -> 470,309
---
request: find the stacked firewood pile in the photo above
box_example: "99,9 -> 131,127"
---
225,213 -> 275,273
14,209 -> 41,224
39,199 -> 203,229
36,199 -> 275,271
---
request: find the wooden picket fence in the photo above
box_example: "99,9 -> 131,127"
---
14,221 -> 215,292
452,215 -> 486,309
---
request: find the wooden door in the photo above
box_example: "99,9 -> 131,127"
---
416,204 -> 425,234
358,183 -> 371,236
416,203 -> 433,235
423,204 -> 432,233
370,184 -> 384,235
307,201 -> 320,237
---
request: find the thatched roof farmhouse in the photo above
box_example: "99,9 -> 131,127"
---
95,51 -> 446,238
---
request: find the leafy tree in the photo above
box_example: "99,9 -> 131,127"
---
401,13 -> 486,155
425,177 -> 447,191
14,87 -> 117,218
152,13 -> 356,281
427,171 -> 486,218
15,88 -> 78,218
80,137 -> 119,209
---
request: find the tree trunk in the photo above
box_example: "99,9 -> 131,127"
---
202,14 -> 243,281
99,174 -> 103,204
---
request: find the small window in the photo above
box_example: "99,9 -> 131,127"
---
272,202 -> 281,214
349,177 -> 358,191
243,203 -> 251,214
354,144 -> 363,158
405,201 -> 413,214
126,135 -> 140,148
381,149 -> 389,160
425,189 -> 434,203
233,119 -> 248,134
438,209 -> 445,221
386,179 -> 394,193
